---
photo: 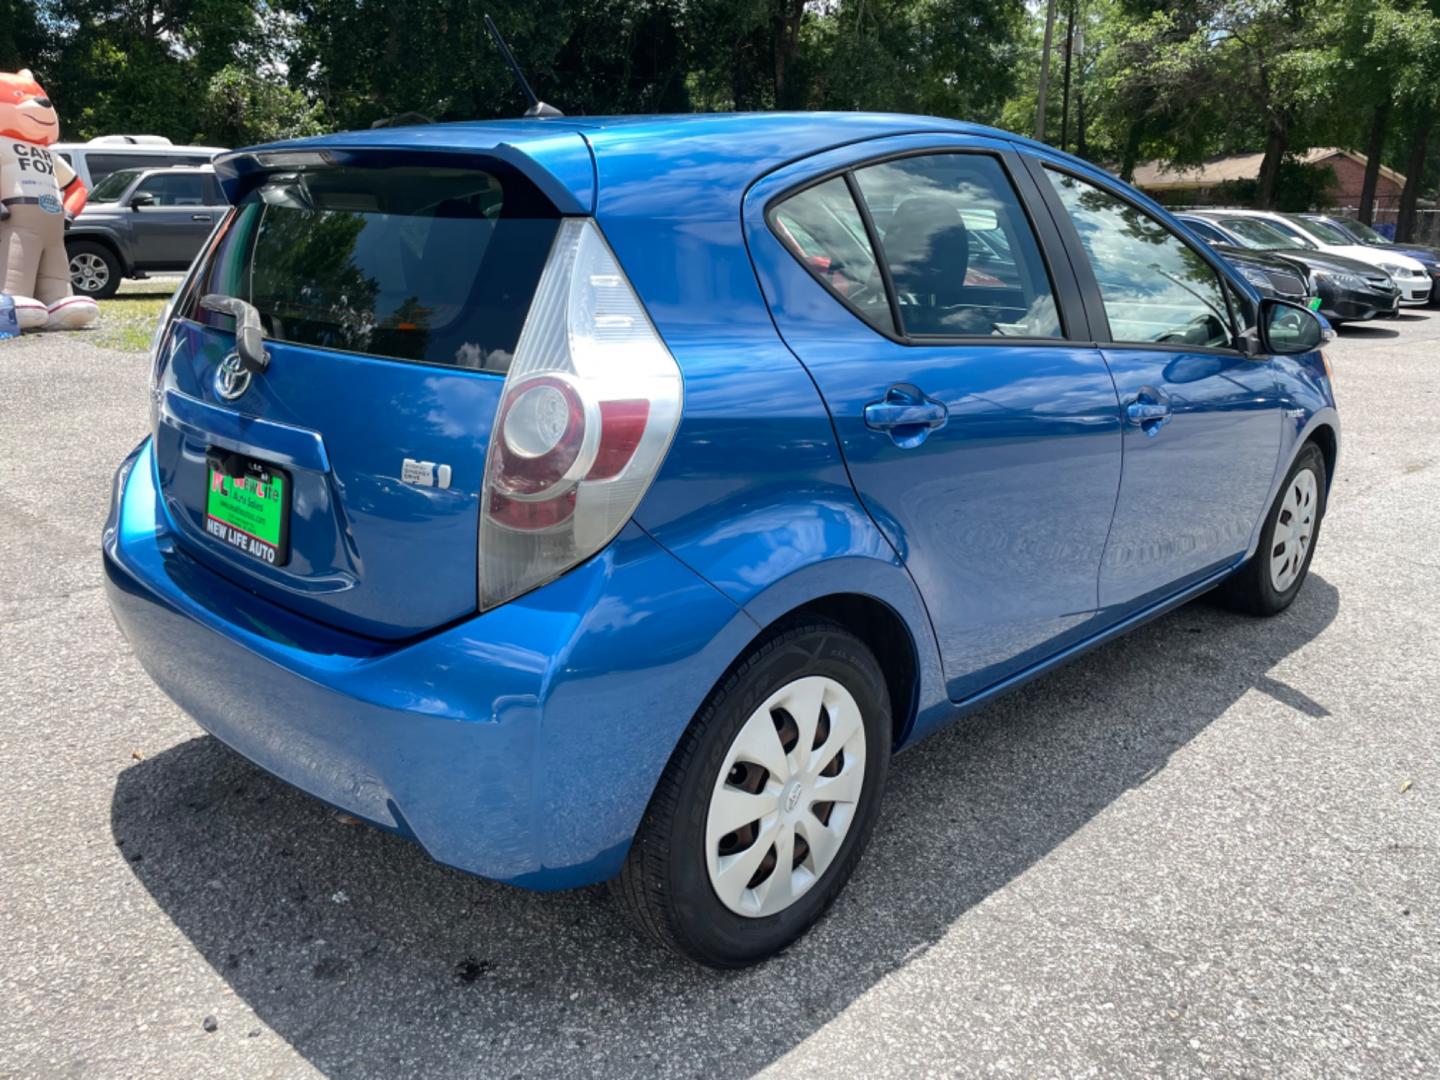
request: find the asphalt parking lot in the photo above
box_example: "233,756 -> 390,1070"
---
2,299 -> 1437,1080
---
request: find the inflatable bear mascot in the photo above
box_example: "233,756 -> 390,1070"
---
1,69 -> 98,331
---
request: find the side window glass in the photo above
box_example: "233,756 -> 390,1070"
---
87,153 -> 161,186
1045,170 -> 1234,348
771,176 -> 894,335
853,153 -> 1061,338
203,176 -> 226,204
137,174 -> 205,207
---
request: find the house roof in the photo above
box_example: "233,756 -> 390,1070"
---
1131,148 -> 1407,191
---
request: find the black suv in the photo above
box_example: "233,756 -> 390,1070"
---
66,165 -> 227,299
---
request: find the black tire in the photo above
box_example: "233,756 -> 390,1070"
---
613,620 -> 891,968
66,240 -> 122,300
1215,442 -> 1327,616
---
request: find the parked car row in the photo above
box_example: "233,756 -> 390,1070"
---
1177,208 -> 1440,326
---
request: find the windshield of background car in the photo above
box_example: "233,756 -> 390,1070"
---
1335,216 -> 1387,245
188,164 -> 561,371
1219,217 -> 1311,251
1289,215 -> 1351,245
87,169 -> 144,203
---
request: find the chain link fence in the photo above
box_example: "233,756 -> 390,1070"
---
1333,206 -> 1440,246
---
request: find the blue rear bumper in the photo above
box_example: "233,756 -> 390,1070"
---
103,439 -> 756,889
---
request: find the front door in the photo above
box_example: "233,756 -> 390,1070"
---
746,140 -> 1123,701
1032,163 -> 1282,613
130,172 -> 218,267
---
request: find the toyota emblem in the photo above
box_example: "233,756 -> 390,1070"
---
213,352 -> 251,401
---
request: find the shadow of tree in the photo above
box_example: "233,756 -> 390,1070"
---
112,575 -> 1338,1079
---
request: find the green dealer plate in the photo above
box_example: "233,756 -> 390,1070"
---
204,453 -> 290,566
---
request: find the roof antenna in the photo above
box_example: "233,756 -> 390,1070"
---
484,14 -> 563,118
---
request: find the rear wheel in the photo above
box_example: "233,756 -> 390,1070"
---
613,621 -> 890,967
1216,442 -> 1326,616
67,241 -> 121,300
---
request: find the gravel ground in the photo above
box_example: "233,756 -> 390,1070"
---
1,307 -> 1437,1079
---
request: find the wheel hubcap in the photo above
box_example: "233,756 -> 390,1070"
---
70,253 -> 110,293
705,675 -> 868,918
1270,467 -> 1318,592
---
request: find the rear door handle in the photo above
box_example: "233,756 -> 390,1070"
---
191,214 -> 213,222
864,384 -> 949,448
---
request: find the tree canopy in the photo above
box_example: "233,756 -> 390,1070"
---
9,0 -> 1439,234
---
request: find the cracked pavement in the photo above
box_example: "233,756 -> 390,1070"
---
1,300 -> 1437,1079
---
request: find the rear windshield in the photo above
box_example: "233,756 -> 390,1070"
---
189,164 -> 561,372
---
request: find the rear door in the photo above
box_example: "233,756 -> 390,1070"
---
153,155 -> 567,638
745,136 -> 1123,702
1027,160 -> 1281,613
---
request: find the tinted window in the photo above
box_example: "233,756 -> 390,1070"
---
88,168 -> 144,203
1335,216 -> 1385,244
136,172 -> 208,206
190,165 -> 560,371
203,175 -> 225,204
771,176 -> 893,334
1045,170 -> 1232,348
1288,215 -> 1350,245
855,154 -> 1061,337
1232,216 -> 1315,250
1181,218 -> 1227,245
85,152 -> 214,185
85,153 -> 164,185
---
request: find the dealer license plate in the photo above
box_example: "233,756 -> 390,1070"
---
204,453 -> 290,566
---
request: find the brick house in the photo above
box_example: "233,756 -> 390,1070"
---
1131,148 -> 1406,210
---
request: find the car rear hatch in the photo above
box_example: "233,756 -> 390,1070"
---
151,140 -> 585,639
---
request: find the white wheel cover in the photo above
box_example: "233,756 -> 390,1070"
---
1270,467 -> 1319,593
705,676 -> 868,918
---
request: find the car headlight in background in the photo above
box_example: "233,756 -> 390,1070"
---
1312,268 -> 1368,291
1378,262 -> 1421,279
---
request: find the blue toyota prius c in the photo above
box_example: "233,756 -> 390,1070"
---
102,112 -> 1339,967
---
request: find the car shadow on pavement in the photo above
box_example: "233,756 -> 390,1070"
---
1337,323 -> 1400,338
112,575 -> 1338,1079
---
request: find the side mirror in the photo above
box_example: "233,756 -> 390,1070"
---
1258,297 -> 1328,354
129,192 -> 156,210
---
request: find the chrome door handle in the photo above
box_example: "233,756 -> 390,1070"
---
1125,389 -> 1172,437
1126,402 -> 1170,422
864,385 -> 949,448
191,214 -> 213,222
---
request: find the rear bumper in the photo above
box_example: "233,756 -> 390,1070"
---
103,439 -> 754,889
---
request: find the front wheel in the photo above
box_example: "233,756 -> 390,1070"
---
613,621 -> 890,967
67,241 -> 122,300
1216,442 -> 1327,616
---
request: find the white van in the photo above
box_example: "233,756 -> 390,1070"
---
51,136 -> 228,190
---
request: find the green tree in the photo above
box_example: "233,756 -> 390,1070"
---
202,65 -> 326,147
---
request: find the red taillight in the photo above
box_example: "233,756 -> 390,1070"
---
477,218 -> 683,609
588,399 -> 650,481
491,375 -> 589,498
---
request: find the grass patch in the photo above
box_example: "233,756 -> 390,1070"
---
93,295 -> 168,353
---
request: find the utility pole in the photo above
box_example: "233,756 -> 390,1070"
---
1036,0 -> 1058,143
1060,0 -> 1077,152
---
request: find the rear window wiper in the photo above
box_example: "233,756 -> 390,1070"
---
200,294 -> 270,373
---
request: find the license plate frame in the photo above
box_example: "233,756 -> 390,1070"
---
204,451 -> 291,567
